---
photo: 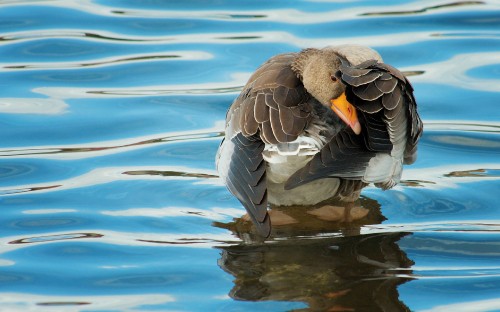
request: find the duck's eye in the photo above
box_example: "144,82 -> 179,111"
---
330,75 -> 338,82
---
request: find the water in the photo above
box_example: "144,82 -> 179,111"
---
1,0 -> 499,311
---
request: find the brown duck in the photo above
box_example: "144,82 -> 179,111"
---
216,45 -> 423,237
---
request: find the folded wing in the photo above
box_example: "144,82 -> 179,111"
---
216,53 -> 312,236
286,59 -> 423,190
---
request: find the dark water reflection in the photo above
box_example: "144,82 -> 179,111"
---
218,232 -> 412,311
216,196 -> 385,241
215,198 -> 413,311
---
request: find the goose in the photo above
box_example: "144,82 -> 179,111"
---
216,45 -> 423,237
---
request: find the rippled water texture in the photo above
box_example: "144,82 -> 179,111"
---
1,0 -> 500,311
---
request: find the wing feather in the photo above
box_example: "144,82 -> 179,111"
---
285,131 -> 376,190
216,133 -> 270,236
340,59 -> 423,159
340,58 -> 423,184
217,53 -> 312,236
285,56 -> 423,190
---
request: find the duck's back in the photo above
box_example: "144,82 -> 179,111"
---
224,53 -> 312,144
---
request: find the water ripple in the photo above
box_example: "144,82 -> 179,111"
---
361,1 -> 486,16
1,0 -> 500,311
408,51 -> 500,92
2,231 -> 237,251
0,166 -> 219,196
3,51 -> 212,70
9,233 -> 102,245
0,293 -> 175,312
0,127 -> 223,158
362,222 -> 500,235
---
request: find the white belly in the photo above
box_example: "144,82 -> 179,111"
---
262,137 -> 340,206
267,175 -> 341,206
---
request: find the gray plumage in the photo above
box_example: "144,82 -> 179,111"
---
216,45 -> 423,237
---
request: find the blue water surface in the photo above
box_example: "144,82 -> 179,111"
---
1,0 -> 500,311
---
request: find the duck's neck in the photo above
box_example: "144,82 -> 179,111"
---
291,48 -> 321,79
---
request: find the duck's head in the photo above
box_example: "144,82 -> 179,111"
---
293,48 -> 361,135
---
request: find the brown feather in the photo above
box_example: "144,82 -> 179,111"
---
375,78 -> 398,94
261,120 -> 278,144
340,66 -> 373,78
269,107 -> 290,143
265,93 -> 278,110
254,93 -> 269,123
243,99 -> 259,135
353,82 -> 384,101
342,71 -> 382,87
279,107 -> 297,135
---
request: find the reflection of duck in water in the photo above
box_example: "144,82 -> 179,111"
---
217,231 -> 413,311
215,195 -> 385,241
216,45 -> 422,236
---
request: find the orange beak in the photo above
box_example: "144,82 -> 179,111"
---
330,92 -> 361,135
